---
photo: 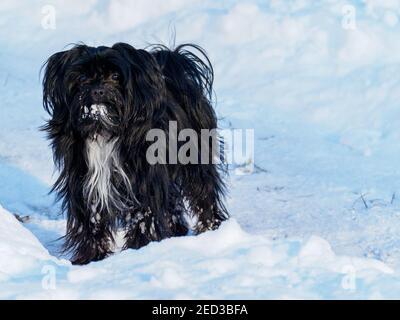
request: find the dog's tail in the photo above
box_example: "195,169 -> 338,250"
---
150,44 -> 214,113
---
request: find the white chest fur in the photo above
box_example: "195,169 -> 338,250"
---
83,135 -> 131,214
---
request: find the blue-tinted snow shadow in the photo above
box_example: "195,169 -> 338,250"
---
0,160 -> 64,257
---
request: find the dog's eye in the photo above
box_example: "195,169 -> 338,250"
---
79,74 -> 88,83
111,73 -> 120,81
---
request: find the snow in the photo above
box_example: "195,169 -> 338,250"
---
2,217 -> 399,299
0,206 -> 55,280
2,0 -> 400,299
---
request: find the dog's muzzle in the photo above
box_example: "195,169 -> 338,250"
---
81,104 -> 107,121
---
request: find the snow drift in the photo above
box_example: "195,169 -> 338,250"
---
2,0 -> 400,298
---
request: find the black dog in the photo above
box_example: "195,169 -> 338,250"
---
42,43 -> 228,264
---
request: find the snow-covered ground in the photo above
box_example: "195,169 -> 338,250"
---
2,0 -> 400,299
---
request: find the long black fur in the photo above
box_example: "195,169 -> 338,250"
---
42,42 -> 228,265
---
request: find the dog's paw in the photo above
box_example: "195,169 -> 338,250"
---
70,241 -> 112,265
194,217 -> 222,234
123,215 -> 159,250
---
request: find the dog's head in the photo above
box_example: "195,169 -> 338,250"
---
42,43 -> 164,139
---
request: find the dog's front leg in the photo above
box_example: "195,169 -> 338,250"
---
123,208 -> 162,250
191,197 -> 225,234
66,214 -> 114,265
123,203 -> 189,250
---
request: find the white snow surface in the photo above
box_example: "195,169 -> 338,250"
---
2,0 -> 400,299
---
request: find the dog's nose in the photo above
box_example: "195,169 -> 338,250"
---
91,87 -> 105,100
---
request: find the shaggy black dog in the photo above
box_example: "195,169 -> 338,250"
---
42,43 -> 228,264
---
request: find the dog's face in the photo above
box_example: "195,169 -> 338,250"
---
43,43 -> 164,139
70,58 -> 125,137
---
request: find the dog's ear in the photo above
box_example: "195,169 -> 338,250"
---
112,43 -> 164,122
42,50 -> 71,117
